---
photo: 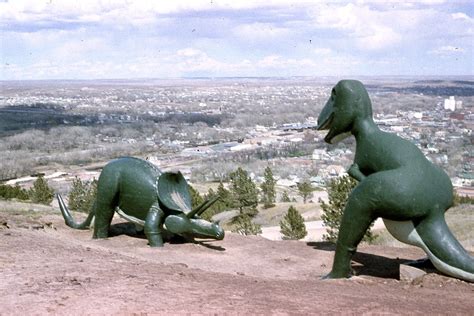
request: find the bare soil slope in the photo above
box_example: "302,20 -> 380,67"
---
0,207 -> 473,315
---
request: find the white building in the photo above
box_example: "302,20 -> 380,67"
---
444,96 -> 456,111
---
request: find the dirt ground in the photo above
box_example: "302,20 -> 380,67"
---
1,208 -> 473,315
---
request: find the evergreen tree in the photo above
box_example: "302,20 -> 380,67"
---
83,178 -> 97,213
67,177 -> 97,213
297,181 -> 314,203
229,167 -> 258,217
260,166 -> 276,208
68,177 -> 86,211
231,214 -> 262,235
320,175 -> 377,243
0,184 -> 29,200
280,205 -> 307,240
280,190 -> 291,202
29,175 -> 54,205
216,181 -> 233,209
188,184 -> 204,209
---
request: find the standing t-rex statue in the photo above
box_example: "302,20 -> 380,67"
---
317,80 -> 474,282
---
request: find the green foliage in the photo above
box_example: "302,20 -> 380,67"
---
320,175 -> 377,243
231,214 -> 262,235
216,181 -> 234,210
199,186 -> 226,221
0,183 -> 29,200
297,181 -> 314,203
188,183 -> 234,221
188,184 -> 204,209
29,175 -> 54,205
280,190 -> 291,202
280,205 -> 307,240
229,167 -> 258,217
260,166 -> 276,208
68,177 -> 97,213
67,177 -> 85,211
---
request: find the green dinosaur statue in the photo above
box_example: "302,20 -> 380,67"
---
57,157 -> 224,247
317,80 -> 474,282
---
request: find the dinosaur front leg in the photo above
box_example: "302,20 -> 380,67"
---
347,163 -> 366,182
324,185 -> 375,279
144,203 -> 165,247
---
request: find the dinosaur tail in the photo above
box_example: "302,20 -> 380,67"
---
57,193 -> 95,229
383,217 -> 474,282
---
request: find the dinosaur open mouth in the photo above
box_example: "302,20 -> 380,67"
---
317,112 -> 333,131
317,112 -> 335,143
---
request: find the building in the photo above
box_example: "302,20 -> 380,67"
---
444,96 -> 456,111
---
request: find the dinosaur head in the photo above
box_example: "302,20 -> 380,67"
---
317,80 -> 372,144
164,213 -> 225,240
157,171 -> 225,240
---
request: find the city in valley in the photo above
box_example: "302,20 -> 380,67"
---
0,77 -> 473,239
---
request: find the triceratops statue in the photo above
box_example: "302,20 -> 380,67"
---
57,157 -> 224,247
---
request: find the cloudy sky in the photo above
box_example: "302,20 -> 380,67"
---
1,0 -> 473,80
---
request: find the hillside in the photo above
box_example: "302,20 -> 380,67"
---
0,203 -> 473,314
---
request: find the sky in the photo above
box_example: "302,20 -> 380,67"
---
1,0 -> 473,80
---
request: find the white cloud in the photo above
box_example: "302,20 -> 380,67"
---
312,3 -> 403,51
313,48 -> 332,55
451,12 -> 471,21
233,23 -> 290,42
1,0 -> 473,79
430,45 -> 466,55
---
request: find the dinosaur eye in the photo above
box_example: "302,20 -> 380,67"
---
332,88 -> 336,97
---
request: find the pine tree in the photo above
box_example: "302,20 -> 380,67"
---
231,214 -> 262,235
260,166 -> 276,209
320,175 -> 377,243
216,181 -> 233,210
188,184 -> 204,209
82,178 -> 97,213
297,181 -> 314,203
29,175 -> 54,205
229,167 -> 258,217
68,177 -> 97,213
68,177 -> 86,211
280,205 -> 307,240
280,190 -> 291,202
0,184 -> 29,200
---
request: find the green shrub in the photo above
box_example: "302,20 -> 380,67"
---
280,190 -> 291,202
29,175 -> 54,205
320,175 -> 377,243
280,205 -> 307,240
0,183 -> 29,200
68,177 -> 97,213
231,214 -> 262,235
229,167 -> 258,217
297,181 -> 314,203
260,166 -> 276,208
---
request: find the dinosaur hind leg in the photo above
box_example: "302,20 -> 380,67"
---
326,184 -> 377,278
92,172 -> 119,239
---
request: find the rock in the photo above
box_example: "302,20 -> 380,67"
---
400,264 -> 426,284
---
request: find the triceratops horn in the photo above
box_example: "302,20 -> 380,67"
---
186,195 -> 220,218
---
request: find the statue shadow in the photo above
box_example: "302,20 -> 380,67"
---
109,222 -> 146,239
307,242 -> 416,280
195,241 -> 226,251
108,222 -> 225,251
